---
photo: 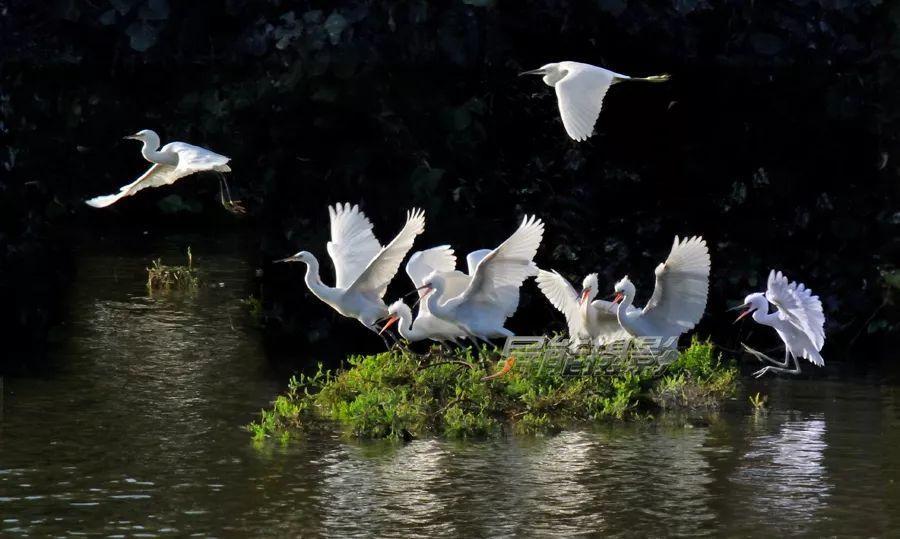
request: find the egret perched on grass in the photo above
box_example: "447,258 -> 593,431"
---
735,270 -> 825,377
611,236 -> 710,343
85,129 -> 239,211
277,203 -> 425,338
379,246 -> 469,344
417,216 -> 544,341
520,61 -> 670,141
536,270 -> 632,348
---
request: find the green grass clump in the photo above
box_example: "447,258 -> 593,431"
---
248,336 -> 737,442
147,247 -> 200,290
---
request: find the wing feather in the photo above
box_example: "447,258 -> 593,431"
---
641,236 -> 711,336
766,270 -> 825,351
448,215 -> 544,321
536,269 -> 583,339
326,203 -> 382,289
348,208 -> 426,298
555,66 -> 615,141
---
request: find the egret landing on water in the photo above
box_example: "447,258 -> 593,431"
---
85,129 -> 243,213
520,61 -> 670,141
734,270 -> 826,378
611,236 -> 711,344
277,203 -> 425,345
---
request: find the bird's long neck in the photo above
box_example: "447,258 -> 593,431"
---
615,289 -> 637,330
303,256 -> 336,303
140,135 -> 178,166
425,289 -> 451,320
396,306 -> 421,341
752,307 -> 779,328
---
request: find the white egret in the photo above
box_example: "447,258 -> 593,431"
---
378,246 -> 469,344
611,236 -> 710,343
85,129 -> 234,209
520,61 -> 670,141
536,270 -> 633,349
418,216 -> 544,341
735,270 -> 825,377
277,203 -> 425,336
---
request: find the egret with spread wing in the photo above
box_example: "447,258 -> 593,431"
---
520,61 -> 670,141
419,216 -> 544,341
611,236 -> 710,344
277,203 -> 425,336
85,129 -> 236,209
536,270 -> 633,349
735,270 -> 826,378
379,246 -> 468,344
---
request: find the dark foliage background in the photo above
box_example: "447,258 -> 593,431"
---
1,0 -> 898,372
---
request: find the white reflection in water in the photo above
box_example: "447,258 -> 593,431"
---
735,416 -> 830,521
317,439 -> 454,537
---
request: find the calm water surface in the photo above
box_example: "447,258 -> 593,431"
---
1,233 -> 898,537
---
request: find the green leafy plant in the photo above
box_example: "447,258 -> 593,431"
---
248,338 -> 738,443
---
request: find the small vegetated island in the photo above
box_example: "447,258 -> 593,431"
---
248,336 -> 737,442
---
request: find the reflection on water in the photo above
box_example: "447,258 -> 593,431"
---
1,232 -> 898,536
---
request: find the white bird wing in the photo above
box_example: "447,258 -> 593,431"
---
326,203 -> 383,289
86,141 -> 230,208
348,208 -> 426,298
406,246 -> 457,289
766,270 -> 825,350
640,236 -> 711,336
554,65 -> 616,142
86,163 -> 182,208
466,249 -> 493,276
406,246 -> 458,314
448,215 -> 544,320
588,299 -> 633,344
536,269 -> 583,338
162,142 -> 231,174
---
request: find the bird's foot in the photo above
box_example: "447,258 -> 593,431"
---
752,365 -> 800,378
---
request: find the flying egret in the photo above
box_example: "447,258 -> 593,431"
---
277,203 -> 425,337
85,129 -> 238,210
735,270 -> 825,378
520,61 -> 670,141
418,216 -> 544,341
611,236 -> 710,343
378,246 -> 469,344
536,270 -> 633,349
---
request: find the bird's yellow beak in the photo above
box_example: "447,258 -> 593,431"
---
579,288 -> 590,305
379,315 -> 399,335
123,134 -> 140,140
734,305 -> 752,323
613,292 -> 624,305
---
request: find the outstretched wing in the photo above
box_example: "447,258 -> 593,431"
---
641,236 -> 711,336
448,215 -> 544,320
536,269 -> 583,338
766,270 -> 825,351
407,246 -> 457,313
406,246 -> 457,289
326,203 -> 382,288
348,208 -> 426,298
466,249 -> 492,276
555,65 -> 615,141
86,163 -> 183,208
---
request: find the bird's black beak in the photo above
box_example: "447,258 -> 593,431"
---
123,134 -> 139,140
275,256 -> 298,263
519,68 -> 546,76
726,304 -> 745,312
